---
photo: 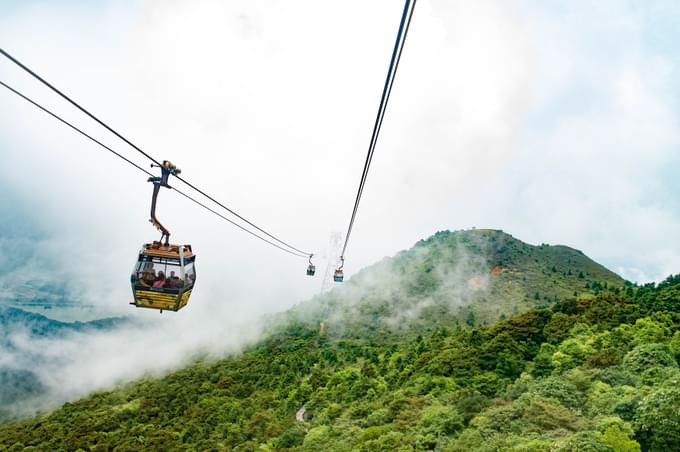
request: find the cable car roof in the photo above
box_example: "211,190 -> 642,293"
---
141,242 -> 194,259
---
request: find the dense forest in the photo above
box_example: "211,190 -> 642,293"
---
1,231 -> 679,451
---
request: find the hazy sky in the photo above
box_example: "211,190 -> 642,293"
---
2,0 -> 680,311
3,0 -> 680,415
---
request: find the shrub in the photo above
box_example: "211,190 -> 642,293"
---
635,384 -> 680,451
622,344 -> 677,374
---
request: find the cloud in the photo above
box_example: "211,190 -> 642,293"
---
1,0 -> 680,414
0,305 -> 265,418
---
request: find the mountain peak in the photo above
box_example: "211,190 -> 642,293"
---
289,229 -> 623,337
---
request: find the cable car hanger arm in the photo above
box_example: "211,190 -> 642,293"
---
148,161 -> 180,246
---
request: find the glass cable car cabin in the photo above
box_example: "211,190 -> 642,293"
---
131,243 -> 196,312
334,256 -> 344,283
306,254 -> 315,276
333,269 -> 344,282
130,160 -> 196,312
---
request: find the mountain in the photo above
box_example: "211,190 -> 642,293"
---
0,307 -> 128,419
282,229 -> 624,337
0,306 -> 124,338
4,231 -> 679,451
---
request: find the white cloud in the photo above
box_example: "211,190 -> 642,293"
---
1,0 -> 680,412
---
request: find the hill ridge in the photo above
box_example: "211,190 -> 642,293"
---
282,228 -> 623,338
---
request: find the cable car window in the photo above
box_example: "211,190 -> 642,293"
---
133,256 -> 183,289
184,262 -> 196,288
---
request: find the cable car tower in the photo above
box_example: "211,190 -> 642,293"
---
319,232 -> 343,292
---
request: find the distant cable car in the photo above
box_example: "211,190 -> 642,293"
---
306,254 -> 316,276
130,161 -> 196,313
334,257 -> 344,283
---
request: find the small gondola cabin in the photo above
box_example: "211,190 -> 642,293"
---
333,269 -> 344,283
130,242 -> 196,312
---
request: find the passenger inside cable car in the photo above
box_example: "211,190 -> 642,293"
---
133,255 -> 195,293
131,243 -> 196,312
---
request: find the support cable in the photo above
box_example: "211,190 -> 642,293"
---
0,80 -> 309,258
340,0 -> 416,258
0,48 -> 312,257
0,80 -> 154,178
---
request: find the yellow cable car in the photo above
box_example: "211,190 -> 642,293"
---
131,242 -> 195,312
130,160 -> 196,312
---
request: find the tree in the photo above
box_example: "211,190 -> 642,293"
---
418,404 -> 464,436
601,424 -> 641,452
555,431 -> 614,451
622,344 -> 677,374
466,311 -> 476,327
635,385 -> 680,450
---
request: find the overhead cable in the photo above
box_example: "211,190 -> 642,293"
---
0,80 -> 154,178
0,47 -> 312,258
340,0 -> 417,258
0,80 -> 309,258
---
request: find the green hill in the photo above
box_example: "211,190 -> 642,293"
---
5,231 -> 680,452
283,229 -> 624,337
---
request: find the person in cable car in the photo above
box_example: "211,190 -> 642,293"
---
167,271 -> 181,289
153,272 -> 166,288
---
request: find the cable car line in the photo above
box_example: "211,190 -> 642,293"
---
339,0 -> 416,260
0,79 -> 309,259
0,80 -> 154,178
0,48 -> 163,168
173,174 -> 311,256
349,0 -> 416,238
0,47 -> 313,258
170,188 -> 309,258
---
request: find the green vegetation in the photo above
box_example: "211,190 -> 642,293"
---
283,229 -> 624,337
2,230 -> 678,451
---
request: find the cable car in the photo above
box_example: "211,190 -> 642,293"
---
131,243 -> 196,312
333,269 -> 344,282
334,257 -> 344,283
306,254 -> 316,276
130,160 -> 196,312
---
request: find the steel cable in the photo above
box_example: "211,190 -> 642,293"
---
0,80 -> 309,258
340,0 -> 417,258
0,48 -> 312,258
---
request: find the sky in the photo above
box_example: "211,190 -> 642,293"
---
2,0 -> 680,412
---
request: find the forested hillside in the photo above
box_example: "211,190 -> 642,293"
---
2,232 -> 679,451
282,229 -> 623,337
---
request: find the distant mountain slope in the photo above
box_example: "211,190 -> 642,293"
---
284,229 -> 624,337
0,307 -> 128,419
0,306 -> 124,338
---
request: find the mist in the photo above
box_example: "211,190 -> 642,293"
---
2,0 -> 680,417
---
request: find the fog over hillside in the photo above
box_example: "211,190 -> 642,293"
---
2,0 -> 680,436
1,229 -> 625,419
